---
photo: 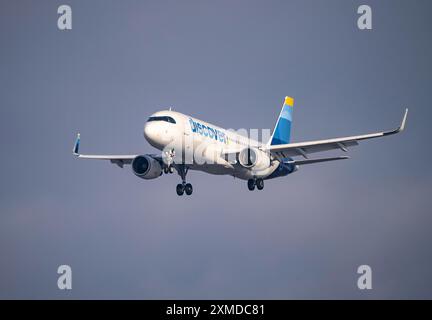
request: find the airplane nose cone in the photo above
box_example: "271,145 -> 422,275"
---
144,120 -> 176,149
144,122 -> 158,142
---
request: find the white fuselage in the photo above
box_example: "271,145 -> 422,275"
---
143,110 -> 281,180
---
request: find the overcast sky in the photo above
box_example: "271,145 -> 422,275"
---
0,0 -> 431,299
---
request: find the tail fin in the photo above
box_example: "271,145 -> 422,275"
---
268,96 -> 294,146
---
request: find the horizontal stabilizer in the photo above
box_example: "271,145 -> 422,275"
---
286,156 -> 349,166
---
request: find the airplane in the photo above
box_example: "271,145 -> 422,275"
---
73,96 -> 408,196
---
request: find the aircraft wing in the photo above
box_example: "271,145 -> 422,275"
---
72,133 -> 153,168
263,109 -> 408,159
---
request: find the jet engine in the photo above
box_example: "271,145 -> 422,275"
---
238,147 -> 271,171
131,155 -> 162,179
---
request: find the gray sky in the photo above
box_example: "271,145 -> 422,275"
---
0,0 -> 431,299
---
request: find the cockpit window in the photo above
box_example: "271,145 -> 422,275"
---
147,116 -> 176,124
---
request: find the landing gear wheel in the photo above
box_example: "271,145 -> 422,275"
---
176,165 -> 192,196
256,178 -> 264,190
185,183 -> 193,195
247,179 -> 255,191
176,184 -> 185,196
164,167 -> 169,174
169,166 -> 174,174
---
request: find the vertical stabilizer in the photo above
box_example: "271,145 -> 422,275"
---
268,96 -> 294,145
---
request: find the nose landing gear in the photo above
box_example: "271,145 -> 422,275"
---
163,166 -> 174,174
247,179 -> 255,191
247,178 -> 264,191
256,178 -> 264,190
163,149 -> 175,174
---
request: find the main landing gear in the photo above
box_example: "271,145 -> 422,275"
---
247,178 -> 264,191
176,165 -> 193,196
176,183 -> 193,196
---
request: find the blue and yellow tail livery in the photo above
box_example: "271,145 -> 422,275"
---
269,96 -> 294,145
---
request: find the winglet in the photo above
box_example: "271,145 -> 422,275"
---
399,108 -> 408,132
383,108 -> 408,136
73,133 -> 81,155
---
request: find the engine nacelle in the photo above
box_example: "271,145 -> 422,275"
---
131,155 -> 162,179
238,147 -> 271,171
